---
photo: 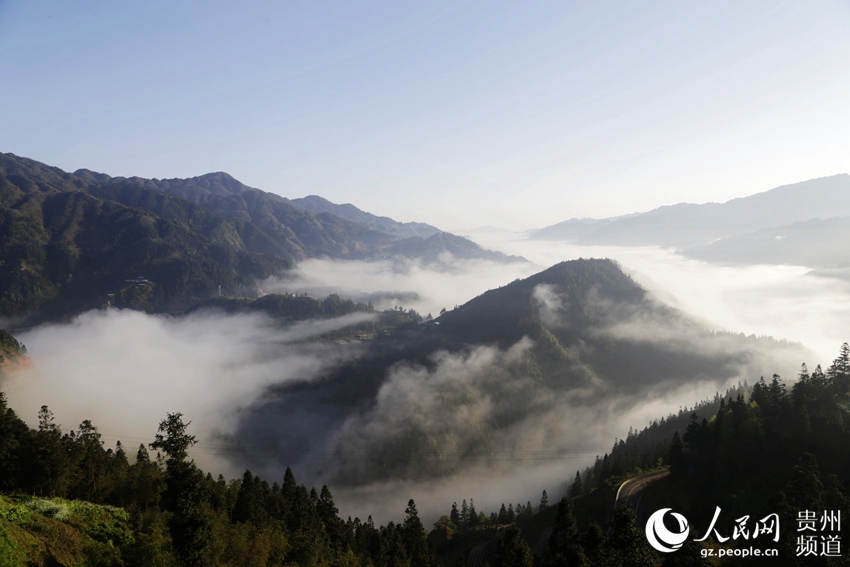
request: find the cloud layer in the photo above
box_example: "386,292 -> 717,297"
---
4,308 -> 370,477
4,237 -> 846,523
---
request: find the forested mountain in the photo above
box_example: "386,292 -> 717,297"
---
292,195 -> 441,240
0,153 -> 521,322
74,168 -> 394,258
0,154 -> 292,321
289,196 -> 524,263
532,174 -> 850,248
425,344 -> 850,567
234,258 -> 808,485
380,231 -> 526,264
557,344 -> 850,566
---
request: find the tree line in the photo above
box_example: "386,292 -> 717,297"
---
0,395 -> 441,566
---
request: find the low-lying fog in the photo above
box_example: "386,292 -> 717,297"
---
4,235 -> 848,523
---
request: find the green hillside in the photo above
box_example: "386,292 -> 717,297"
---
0,496 -> 133,567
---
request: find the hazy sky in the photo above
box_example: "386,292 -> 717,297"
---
2,1 -> 849,229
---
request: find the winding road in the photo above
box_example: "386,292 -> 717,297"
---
615,469 -> 670,515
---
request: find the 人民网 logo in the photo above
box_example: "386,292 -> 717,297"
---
645,508 -> 690,553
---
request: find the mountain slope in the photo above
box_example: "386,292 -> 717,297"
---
381,231 -> 527,263
683,216 -> 850,267
532,174 -> 850,248
75,167 -> 519,263
75,169 -> 393,258
292,194 -> 441,239
233,258 -> 808,484
0,152 -> 529,320
0,154 -> 292,320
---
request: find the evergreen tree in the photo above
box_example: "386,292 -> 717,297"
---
233,469 -> 265,525
386,522 -> 412,567
605,503 -> 658,567
668,431 -> 685,478
402,499 -> 434,567
150,413 -> 212,566
124,444 -> 164,511
581,521 -> 606,567
539,490 -> 549,512
784,453 -> 825,512
546,497 -> 586,567
569,471 -> 584,498
30,405 -> 70,496
0,392 -> 30,491
468,499 -> 479,528
317,485 -> 345,552
492,526 -> 532,567
108,440 -> 129,504
71,419 -> 110,502
450,502 -> 460,527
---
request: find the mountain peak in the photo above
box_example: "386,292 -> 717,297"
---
188,171 -> 251,195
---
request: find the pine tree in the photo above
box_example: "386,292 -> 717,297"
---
569,471 -> 584,498
108,440 -> 129,504
317,485 -> 345,552
31,405 -> 70,496
450,502 -> 460,527
492,526 -> 532,567
402,500 -> 433,567
71,419 -> 109,502
547,497 -> 587,567
150,412 -> 212,566
0,392 -> 29,491
581,521 -> 606,567
460,499 -> 469,529
468,498 -> 479,528
233,469 -> 262,524
125,444 -> 164,511
605,503 -> 658,567
539,490 -> 549,512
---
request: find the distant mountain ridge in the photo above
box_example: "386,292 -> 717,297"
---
532,174 -> 850,248
0,152 -> 524,321
291,195 -> 441,239
73,168 -> 393,259
71,164 -> 521,263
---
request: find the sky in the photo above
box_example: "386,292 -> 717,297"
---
2,1 -> 850,229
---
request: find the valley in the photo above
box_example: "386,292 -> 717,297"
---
2,154 -> 849,566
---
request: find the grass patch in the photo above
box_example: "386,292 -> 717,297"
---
0,494 -> 134,565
